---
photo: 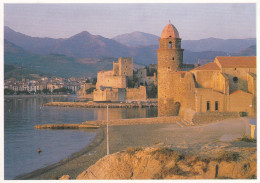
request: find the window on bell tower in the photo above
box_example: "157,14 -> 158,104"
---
169,41 -> 172,48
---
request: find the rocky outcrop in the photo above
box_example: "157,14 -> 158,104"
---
76,147 -> 256,179
59,175 -> 70,180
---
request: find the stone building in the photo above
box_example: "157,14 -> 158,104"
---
93,57 -> 146,102
136,67 -> 157,87
77,83 -> 96,99
157,21 -> 256,117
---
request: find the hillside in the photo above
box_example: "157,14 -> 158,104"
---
4,27 -> 256,78
232,45 -> 256,56
4,64 -> 47,80
112,31 -> 256,53
5,27 -> 256,66
4,39 -> 116,78
112,31 -> 159,47
182,37 -> 256,53
4,26 -> 130,58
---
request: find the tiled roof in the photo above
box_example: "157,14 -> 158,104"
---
191,62 -> 220,71
230,90 -> 250,95
215,56 -> 256,68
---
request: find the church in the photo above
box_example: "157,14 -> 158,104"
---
157,21 -> 256,118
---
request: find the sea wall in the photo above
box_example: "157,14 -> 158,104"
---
83,116 -> 181,126
44,101 -> 157,108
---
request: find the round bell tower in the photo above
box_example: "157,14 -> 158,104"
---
157,21 -> 184,116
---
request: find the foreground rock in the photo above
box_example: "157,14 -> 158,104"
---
76,147 -> 256,179
59,175 -> 70,180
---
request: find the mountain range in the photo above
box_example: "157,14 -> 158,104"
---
4,26 -> 256,78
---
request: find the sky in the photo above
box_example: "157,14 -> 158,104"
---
4,3 -> 256,40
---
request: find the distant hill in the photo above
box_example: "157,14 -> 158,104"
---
232,45 -> 256,56
182,37 -> 256,53
4,26 -> 61,55
112,31 -> 256,53
4,64 -> 47,80
4,39 -> 116,78
4,27 -> 256,77
112,31 -> 159,47
4,26 -> 130,58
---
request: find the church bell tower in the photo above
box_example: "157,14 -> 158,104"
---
157,21 -> 184,116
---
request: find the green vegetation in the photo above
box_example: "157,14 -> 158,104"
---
53,87 -> 72,94
92,78 -> 97,85
151,147 -> 185,162
86,87 -> 95,94
216,151 -> 239,162
238,135 -> 256,143
125,147 -> 143,156
42,88 -> 50,94
145,66 -> 157,76
16,90 -> 30,95
4,64 -> 47,80
148,84 -> 157,98
4,88 -> 15,95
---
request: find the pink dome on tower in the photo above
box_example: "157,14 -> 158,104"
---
161,20 -> 180,39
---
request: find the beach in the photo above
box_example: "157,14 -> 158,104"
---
17,116 -> 255,180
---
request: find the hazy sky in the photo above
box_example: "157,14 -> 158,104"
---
4,3 -> 256,40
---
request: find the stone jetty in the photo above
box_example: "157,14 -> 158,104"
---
34,124 -> 100,129
83,116 -> 182,127
43,101 -> 157,108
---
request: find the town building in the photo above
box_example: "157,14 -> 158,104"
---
93,57 -> 147,102
157,21 -> 256,118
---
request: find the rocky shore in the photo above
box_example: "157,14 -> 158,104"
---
16,117 -> 256,180
76,146 -> 256,179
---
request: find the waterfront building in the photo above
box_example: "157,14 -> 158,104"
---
157,21 -> 256,118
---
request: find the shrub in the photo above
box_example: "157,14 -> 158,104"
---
216,151 -> 239,162
151,147 -> 185,161
238,135 -> 256,143
86,87 -> 95,94
125,147 -> 143,156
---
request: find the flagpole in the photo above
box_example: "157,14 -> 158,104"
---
107,104 -> 109,155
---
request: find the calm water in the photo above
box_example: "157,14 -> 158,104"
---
4,96 -> 157,179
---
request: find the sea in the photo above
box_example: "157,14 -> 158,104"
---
4,96 -> 157,180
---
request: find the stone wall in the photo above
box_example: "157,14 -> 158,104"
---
192,112 -> 240,124
77,83 -> 95,98
220,67 -> 256,93
213,72 -> 229,94
93,88 -> 126,102
229,90 -> 253,115
126,86 -> 147,101
96,71 -> 126,90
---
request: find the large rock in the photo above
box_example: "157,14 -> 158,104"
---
76,147 -> 256,179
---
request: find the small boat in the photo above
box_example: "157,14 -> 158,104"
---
37,148 -> 42,153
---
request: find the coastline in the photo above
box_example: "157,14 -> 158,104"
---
16,127 -> 105,180
15,117 -> 255,180
4,94 -> 73,98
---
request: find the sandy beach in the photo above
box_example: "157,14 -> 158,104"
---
17,116 -> 256,180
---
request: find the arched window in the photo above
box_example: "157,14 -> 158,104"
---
233,77 -> 238,83
207,101 -> 210,111
169,41 -> 172,48
215,101 -> 219,111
